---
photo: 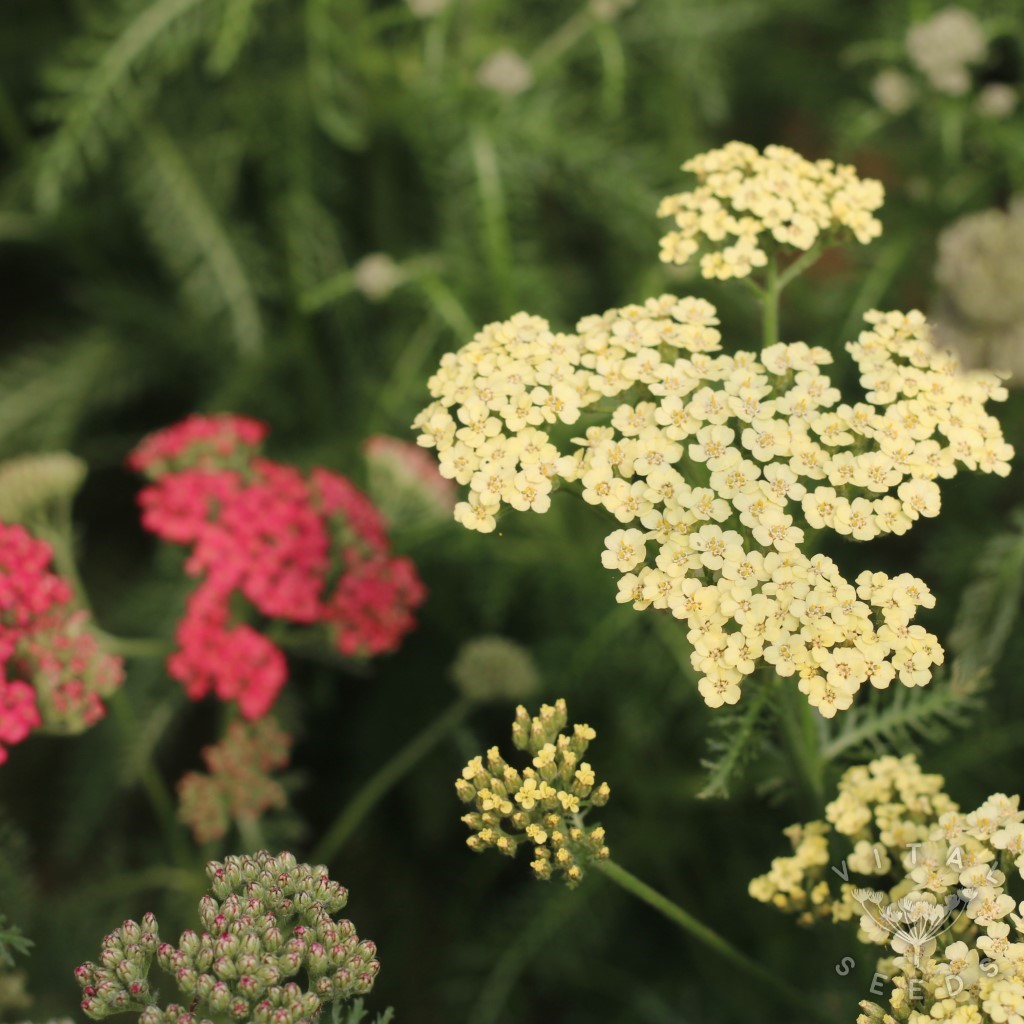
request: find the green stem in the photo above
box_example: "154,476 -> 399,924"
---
776,243 -> 825,292
417,274 -> 477,340
531,9 -> 592,70
761,256 -> 779,346
595,859 -> 831,1023
470,125 -> 515,314
776,679 -> 825,812
95,631 -> 170,659
108,691 -> 194,871
236,814 -> 266,854
312,697 -> 474,865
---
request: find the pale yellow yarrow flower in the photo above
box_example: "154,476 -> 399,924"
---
752,754 -> 1024,1024
414,294 -> 1012,716
657,141 -> 884,280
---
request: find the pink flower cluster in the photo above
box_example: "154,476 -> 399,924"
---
132,415 -> 426,719
0,521 -> 124,763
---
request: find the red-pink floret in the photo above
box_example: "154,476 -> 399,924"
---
128,413 -> 267,478
363,434 -> 457,509
131,416 -> 426,719
0,522 -> 123,762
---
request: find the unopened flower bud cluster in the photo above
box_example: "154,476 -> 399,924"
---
449,635 -> 540,703
0,453 -> 86,524
0,521 -> 124,763
76,851 -> 379,1023
657,142 -> 883,280
177,717 -> 293,844
362,434 -> 456,530
456,699 -> 610,888
751,755 -> 1024,1024
414,273 -> 1012,714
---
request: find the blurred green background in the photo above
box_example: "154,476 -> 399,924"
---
1,0 -> 1024,1020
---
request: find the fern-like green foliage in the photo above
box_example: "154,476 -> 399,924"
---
698,686 -> 772,799
305,0 -> 369,151
131,124 -> 265,357
207,0 -> 260,76
0,333 -> 134,458
821,662 -> 985,764
0,916 -> 32,969
34,0 -> 230,212
334,999 -> 395,1024
948,508 -> 1024,677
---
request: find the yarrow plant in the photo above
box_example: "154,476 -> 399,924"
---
362,434 -> 457,530
934,199 -> 1024,382
413,142 -> 1013,718
177,717 -> 293,845
751,754 -> 1024,1024
130,414 -> 426,718
656,141 -> 884,281
0,520 -> 124,762
0,452 -> 86,525
456,699 -> 610,887
75,850 -> 380,1022
454,699 -> 835,1019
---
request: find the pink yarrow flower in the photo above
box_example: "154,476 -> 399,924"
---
131,416 -> 427,719
128,413 -> 267,479
0,521 -> 124,761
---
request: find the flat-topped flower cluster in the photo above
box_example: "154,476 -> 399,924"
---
751,754 -> 1024,1024
414,296 -> 1011,714
657,142 -> 885,280
132,414 -> 425,719
0,521 -> 123,763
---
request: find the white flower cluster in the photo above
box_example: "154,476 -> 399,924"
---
657,142 -> 884,280
935,200 -> 1024,382
905,6 -> 987,97
752,754 -> 1024,1024
414,294 -> 1012,715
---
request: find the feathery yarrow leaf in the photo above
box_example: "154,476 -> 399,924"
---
821,661 -> 984,764
35,0 -> 225,211
948,507 -> 1024,675
131,124 -> 265,357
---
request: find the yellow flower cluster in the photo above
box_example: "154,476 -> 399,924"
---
751,754 -> 1024,1024
657,142 -> 885,280
454,699 -> 610,887
414,294 -> 1012,715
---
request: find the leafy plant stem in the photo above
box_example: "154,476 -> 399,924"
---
762,256 -> 779,346
108,690 -> 193,871
595,858 -> 831,1023
776,677 -> 825,811
470,124 -> 515,315
312,697 -> 474,865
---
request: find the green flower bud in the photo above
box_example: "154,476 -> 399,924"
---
450,636 -> 541,702
0,452 -> 87,524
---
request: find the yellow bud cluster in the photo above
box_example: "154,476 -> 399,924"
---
415,293 -> 1012,715
455,699 -> 610,888
753,754 -> 1024,1024
657,142 -> 884,280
